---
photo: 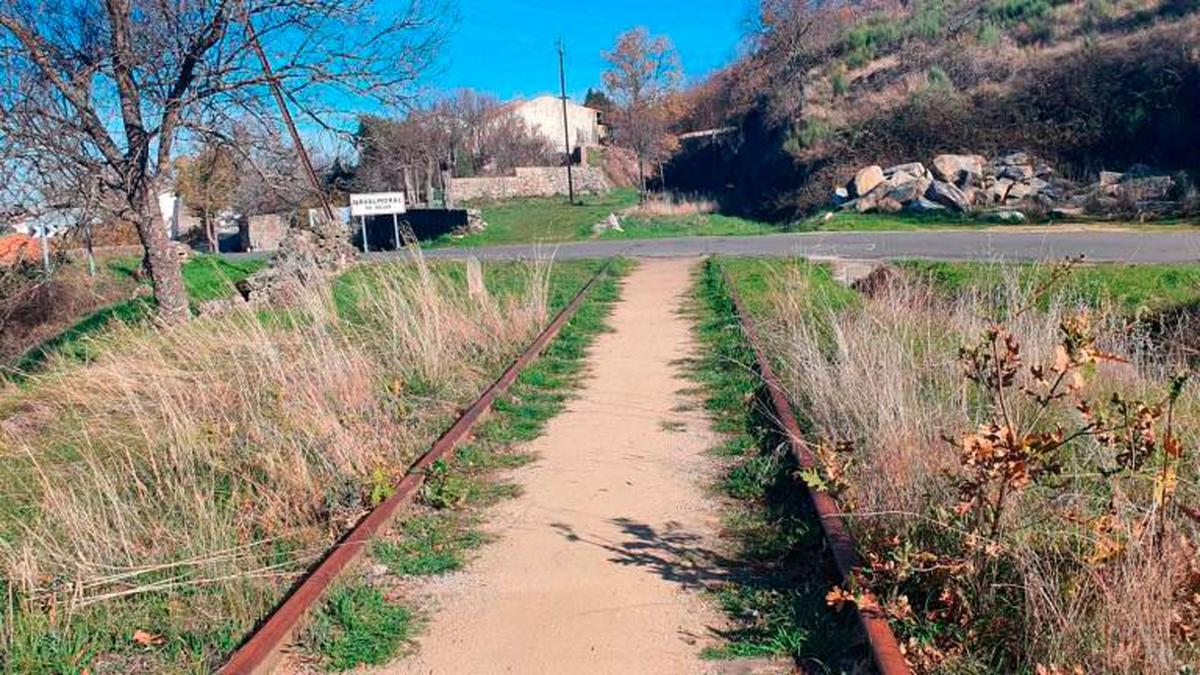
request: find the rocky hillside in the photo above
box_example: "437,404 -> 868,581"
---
666,0 -> 1200,220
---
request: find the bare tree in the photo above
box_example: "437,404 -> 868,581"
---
0,0 -> 449,324
602,27 -> 682,198
176,141 -> 238,252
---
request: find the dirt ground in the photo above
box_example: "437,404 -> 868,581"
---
383,258 -> 732,674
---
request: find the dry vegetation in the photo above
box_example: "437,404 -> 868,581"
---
666,0 -> 1200,218
0,255 -> 552,671
626,193 -> 718,218
748,261 -> 1199,672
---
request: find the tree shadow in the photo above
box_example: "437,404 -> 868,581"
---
549,518 -> 737,592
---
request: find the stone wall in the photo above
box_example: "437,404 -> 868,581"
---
239,213 -> 287,252
448,165 -> 609,202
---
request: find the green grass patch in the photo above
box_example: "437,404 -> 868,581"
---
899,259 -> 1200,314
373,512 -> 487,577
606,213 -> 777,240
306,584 -> 414,671
13,255 -> 265,373
431,189 -> 640,247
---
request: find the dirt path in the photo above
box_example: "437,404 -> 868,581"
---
385,258 -> 729,674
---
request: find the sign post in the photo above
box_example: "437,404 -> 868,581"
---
349,192 -> 407,253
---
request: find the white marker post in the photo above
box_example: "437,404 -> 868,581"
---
349,192 -> 407,253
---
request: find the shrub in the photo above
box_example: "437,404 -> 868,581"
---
756,261 -> 1199,671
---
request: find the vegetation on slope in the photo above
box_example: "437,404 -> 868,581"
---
666,0 -> 1200,219
0,257 -> 605,673
722,257 -> 1200,672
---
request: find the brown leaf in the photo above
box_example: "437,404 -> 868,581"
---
132,629 -> 164,647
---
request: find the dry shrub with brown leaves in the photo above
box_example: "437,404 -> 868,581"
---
0,254 -> 549,660
760,261 -> 1199,673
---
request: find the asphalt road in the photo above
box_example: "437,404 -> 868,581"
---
412,229 -> 1200,264
220,229 -> 1200,264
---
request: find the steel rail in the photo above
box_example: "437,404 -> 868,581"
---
721,266 -> 911,675
220,262 -> 613,674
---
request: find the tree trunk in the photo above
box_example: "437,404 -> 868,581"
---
441,167 -> 454,209
403,165 -> 415,204
136,188 -> 190,324
83,220 -> 96,277
636,154 -> 646,202
424,157 -> 435,207
205,210 -> 217,253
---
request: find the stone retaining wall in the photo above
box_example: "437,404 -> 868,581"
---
448,165 -> 609,202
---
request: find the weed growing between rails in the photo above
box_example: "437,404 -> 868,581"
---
738,257 -> 1200,673
687,259 -> 868,670
0,255 -> 590,673
298,259 -> 632,671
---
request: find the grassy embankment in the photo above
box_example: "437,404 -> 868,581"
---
9,255 -> 265,374
0,256 -> 621,673
719,256 -> 1200,673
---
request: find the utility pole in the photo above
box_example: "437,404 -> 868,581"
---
556,39 -> 575,205
239,0 -> 335,225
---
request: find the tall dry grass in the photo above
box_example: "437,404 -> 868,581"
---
758,263 -> 1200,673
628,192 -> 718,218
0,254 -> 549,665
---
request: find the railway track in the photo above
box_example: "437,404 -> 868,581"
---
219,263 -> 613,675
219,259 -> 907,674
722,266 -> 911,675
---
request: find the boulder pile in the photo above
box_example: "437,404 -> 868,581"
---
835,152 -> 1186,219
836,152 -> 1058,216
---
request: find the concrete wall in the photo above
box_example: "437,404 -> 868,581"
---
448,166 -> 609,203
510,96 -> 604,151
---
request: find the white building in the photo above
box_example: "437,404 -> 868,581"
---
503,96 -> 606,154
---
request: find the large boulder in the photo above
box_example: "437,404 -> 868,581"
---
931,154 -> 985,186
851,165 -> 885,198
1006,182 -> 1034,202
1118,175 -> 1175,201
997,151 -> 1030,166
883,162 -> 928,179
925,180 -> 972,212
998,164 -> 1033,181
989,178 -> 1015,203
907,197 -> 948,214
887,178 -> 927,204
875,196 -> 905,213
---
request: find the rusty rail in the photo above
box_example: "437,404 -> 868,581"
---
220,262 -> 612,674
721,266 -> 911,675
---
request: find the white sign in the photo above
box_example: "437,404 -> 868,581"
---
350,192 -> 407,217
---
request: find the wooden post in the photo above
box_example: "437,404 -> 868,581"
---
465,256 -> 485,299
38,221 -> 51,273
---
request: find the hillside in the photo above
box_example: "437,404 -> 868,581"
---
666,0 -> 1200,220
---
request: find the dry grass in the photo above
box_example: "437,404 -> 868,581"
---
627,193 -> 718,219
0,253 -> 550,669
755,263 -> 1200,672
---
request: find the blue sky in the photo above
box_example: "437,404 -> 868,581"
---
432,0 -> 754,101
